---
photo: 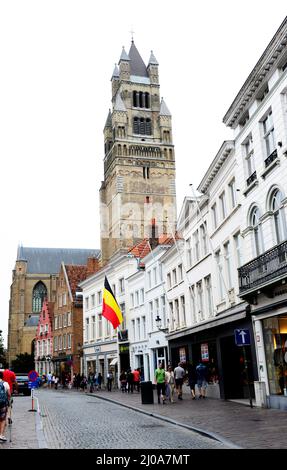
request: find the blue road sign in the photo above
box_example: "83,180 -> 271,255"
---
28,381 -> 38,389
234,329 -> 251,346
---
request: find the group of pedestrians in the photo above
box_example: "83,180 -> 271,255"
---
119,368 -> 141,393
0,368 -> 16,442
154,361 -> 209,404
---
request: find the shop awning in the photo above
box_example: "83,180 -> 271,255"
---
109,358 -> 118,366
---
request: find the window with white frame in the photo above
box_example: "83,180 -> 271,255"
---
180,295 -> 186,326
91,315 -> 96,340
205,275 -> 213,317
142,316 -> 146,338
119,278 -> 125,294
270,189 -> 287,244
186,237 -> 192,267
193,230 -> 200,262
58,295 -> 62,308
234,232 -> 242,267
91,294 -> 95,307
135,290 -> 139,306
130,293 -> 134,307
98,314 -> 103,338
136,318 -> 140,340
63,334 -> 66,350
62,292 -> 67,306
219,191 -> 227,220
67,334 -> 71,349
196,281 -> 204,321
224,241 -> 232,289
228,179 -> 236,209
85,318 -> 89,342
155,298 -> 159,319
153,267 -> 157,286
112,284 -> 116,297
59,335 -> 62,351
54,337 -> 58,352
172,268 -> 177,286
132,319 -> 135,340
250,206 -> 264,257
169,302 -> 174,330
54,316 -> 58,330
178,264 -> 183,282
140,288 -> 144,304
211,203 -> 218,230
174,299 -> 179,327
120,303 -> 126,329
106,317 -> 111,337
262,110 -> 276,158
215,251 -> 224,301
148,271 -> 152,289
58,315 -> 62,329
167,272 -> 171,289
67,312 -> 71,326
97,291 -> 102,306
200,223 -> 208,256
190,286 -> 196,323
63,313 -> 67,328
85,297 -> 89,310
161,295 -> 166,328
244,135 -> 255,178
149,301 -> 153,330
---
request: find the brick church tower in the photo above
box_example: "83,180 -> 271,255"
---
100,41 -> 177,264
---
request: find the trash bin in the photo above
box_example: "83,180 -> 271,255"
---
141,381 -> 154,404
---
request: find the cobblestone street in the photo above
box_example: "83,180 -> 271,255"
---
36,389 -> 226,449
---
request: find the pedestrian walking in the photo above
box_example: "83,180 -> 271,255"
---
187,362 -> 197,399
132,368 -> 141,392
119,370 -> 127,392
127,369 -> 134,394
107,370 -> 113,391
196,362 -> 208,399
54,376 -> 59,390
165,366 -> 175,403
154,362 -> 166,404
0,371 -> 11,442
97,373 -> 102,390
174,362 -> 185,400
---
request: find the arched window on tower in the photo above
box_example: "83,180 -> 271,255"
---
270,189 -> 287,244
32,282 -> 47,313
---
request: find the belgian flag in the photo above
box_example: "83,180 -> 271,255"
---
102,276 -> 123,329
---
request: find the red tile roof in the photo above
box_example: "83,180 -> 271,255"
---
65,265 -> 88,297
128,232 -> 183,260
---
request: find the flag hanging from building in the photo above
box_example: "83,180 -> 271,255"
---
102,276 -> 123,329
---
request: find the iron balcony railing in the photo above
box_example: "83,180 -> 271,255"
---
246,170 -> 257,186
238,240 -> 287,295
264,148 -> 278,168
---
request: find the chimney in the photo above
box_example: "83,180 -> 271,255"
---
149,218 -> 159,250
87,257 -> 100,277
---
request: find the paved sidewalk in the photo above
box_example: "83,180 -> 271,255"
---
86,386 -> 287,449
0,396 -> 39,449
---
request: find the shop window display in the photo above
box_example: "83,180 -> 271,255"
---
263,316 -> 287,395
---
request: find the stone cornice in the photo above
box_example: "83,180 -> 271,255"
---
223,17 -> 287,129
197,141 -> 235,194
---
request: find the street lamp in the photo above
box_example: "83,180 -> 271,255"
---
155,315 -> 168,333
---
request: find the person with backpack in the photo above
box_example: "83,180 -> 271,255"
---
0,371 -> 11,442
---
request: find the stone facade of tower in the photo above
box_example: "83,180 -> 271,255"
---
100,42 -> 177,264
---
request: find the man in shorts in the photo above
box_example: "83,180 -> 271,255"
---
196,362 -> 208,399
0,371 -> 11,442
174,362 -> 185,400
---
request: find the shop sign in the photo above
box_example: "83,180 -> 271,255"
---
179,347 -> 186,363
119,344 -> 129,354
201,343 -> 209,362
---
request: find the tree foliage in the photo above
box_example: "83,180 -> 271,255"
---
0,330 -> 8,368
11,353 -> 35,373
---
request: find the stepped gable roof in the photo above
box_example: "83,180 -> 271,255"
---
16,246 -> 100,274
64,264 -> 88,297
128,41 -> 148,77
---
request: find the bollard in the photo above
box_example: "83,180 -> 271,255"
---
28,388 -> 37,412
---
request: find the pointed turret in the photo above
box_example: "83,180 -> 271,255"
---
159,98 -> 171,116
114,92 -> 126,112
111,63 -> 119,79
147,49 -> 159,84
119,46 -> 130,81
104,109 -> 112,129
111,63 -> 120,99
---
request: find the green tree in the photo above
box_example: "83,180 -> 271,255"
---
0,330 -> 8,368
11,353 -> 35,373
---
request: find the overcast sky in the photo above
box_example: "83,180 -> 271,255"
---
0,1 -> 286,347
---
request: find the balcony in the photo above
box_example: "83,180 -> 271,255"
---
238,240 -> 287,297
246,171 -> 257,187
264,149 -> 278,168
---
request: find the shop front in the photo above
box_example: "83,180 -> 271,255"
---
168,304 -> 257,401
253,309 -> 287,410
